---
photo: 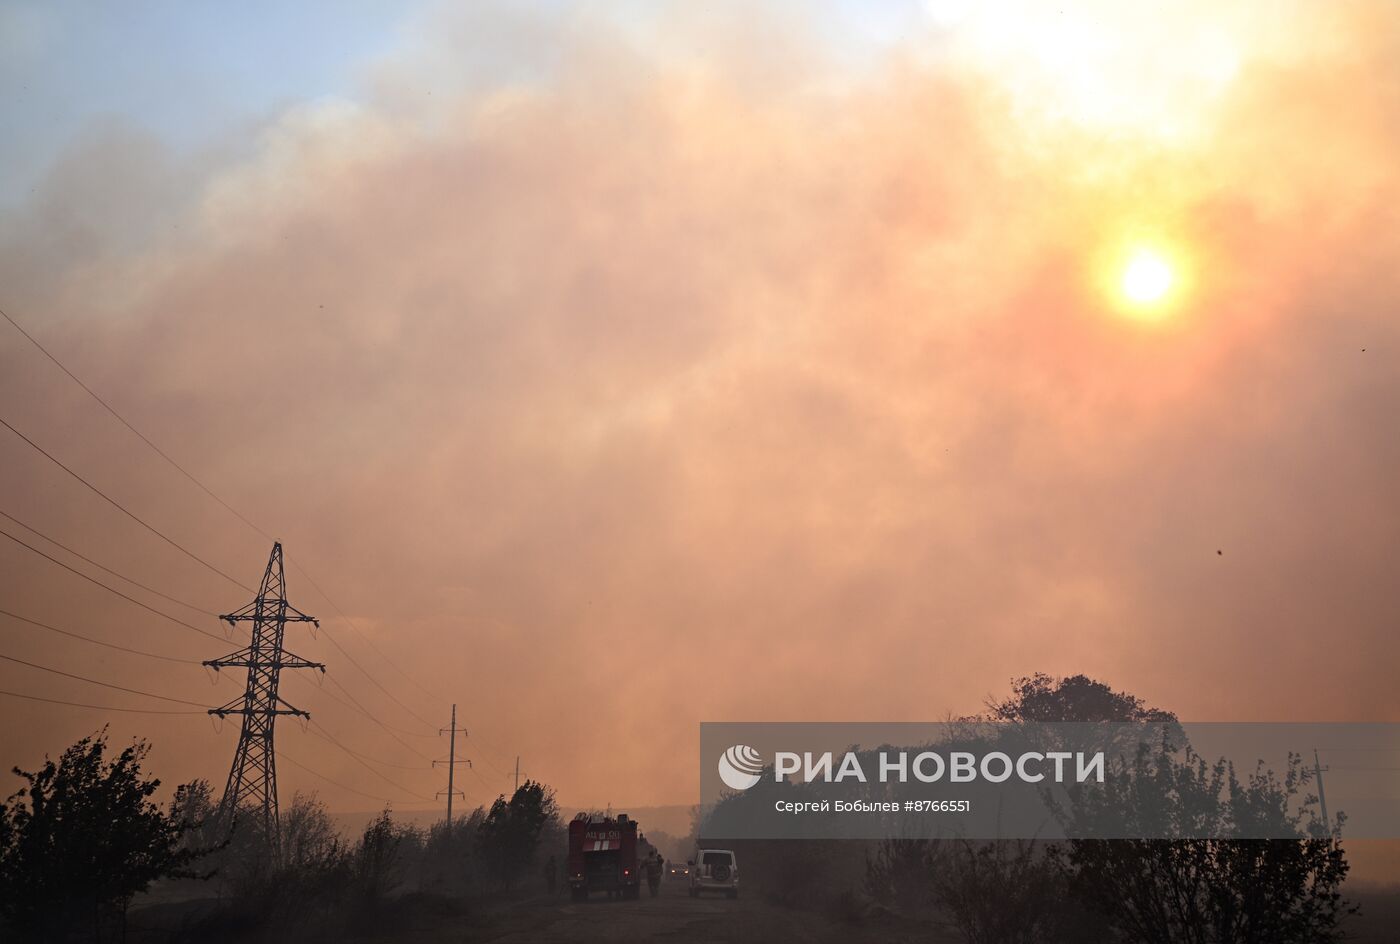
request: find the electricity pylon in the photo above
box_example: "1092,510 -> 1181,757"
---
205,541 -> 323,856
435,704 -> 470,829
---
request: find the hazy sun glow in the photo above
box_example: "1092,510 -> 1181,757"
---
1102,240 -> 1186,321
1122,249 -> 1174,304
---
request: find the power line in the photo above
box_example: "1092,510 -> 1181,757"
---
0,413 -> 251,592
2,529 -> 434,796
2,304 -> 462,748
0,650 -> 209,707
0,687 -> 205,715
0,527 -> 229,643
275,749 -> 404,806
305,723 -> 434,801
323,671 -> 435,739
291,673 -> 434,761
469,764 -> 510,799
287,557 -> 449,709
305,620 -> 438,732
454,726 -> 513,776
2,308 -> 512,818
0,509 -> 444,787
1,306 -> 446,720
0,305 -> 275,546
295,672 -> 379,722
307,721 -> 433,771
0,507 -> 218,616
0,607 -> 210,665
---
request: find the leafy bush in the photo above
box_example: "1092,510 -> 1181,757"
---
1057,742 -> 1353,944
0,730 -> 210,942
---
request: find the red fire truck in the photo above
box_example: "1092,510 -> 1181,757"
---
568,812 -> 641,901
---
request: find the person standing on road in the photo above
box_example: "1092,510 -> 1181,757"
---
544,854 -> 557,895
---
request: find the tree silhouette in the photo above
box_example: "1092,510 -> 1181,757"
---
353,808 -> 404,904
0,729 -> 209,942
987,674 -> 1353,943
478,780 -> 558,891
1058,739 -> 1352,943
986,672 -> 1178,724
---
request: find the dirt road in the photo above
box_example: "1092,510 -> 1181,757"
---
128,879 -> 948,943
480,882 -> 742,942
472,879 -> 939,944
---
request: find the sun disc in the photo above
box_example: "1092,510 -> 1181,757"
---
1121,249 -> 1174,305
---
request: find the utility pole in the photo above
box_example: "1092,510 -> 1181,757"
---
1314,749 -> 1331,837
435,704 -> 470,828
514,755 -> 523,793
205,542 -> 323,858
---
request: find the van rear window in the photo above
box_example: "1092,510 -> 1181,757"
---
702,852 -> 732,865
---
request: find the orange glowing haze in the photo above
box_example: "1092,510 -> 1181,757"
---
1,1 -> 1399,819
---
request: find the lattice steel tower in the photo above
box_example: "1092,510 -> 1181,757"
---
205,541 -> 323,854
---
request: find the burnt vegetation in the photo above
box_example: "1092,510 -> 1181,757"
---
174,779 -> 564,943
703,675 -> 1360,944
0,675 -> 1381,943
0,739 -> 564,943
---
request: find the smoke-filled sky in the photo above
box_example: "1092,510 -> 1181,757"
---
2,0 -> 1399,815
